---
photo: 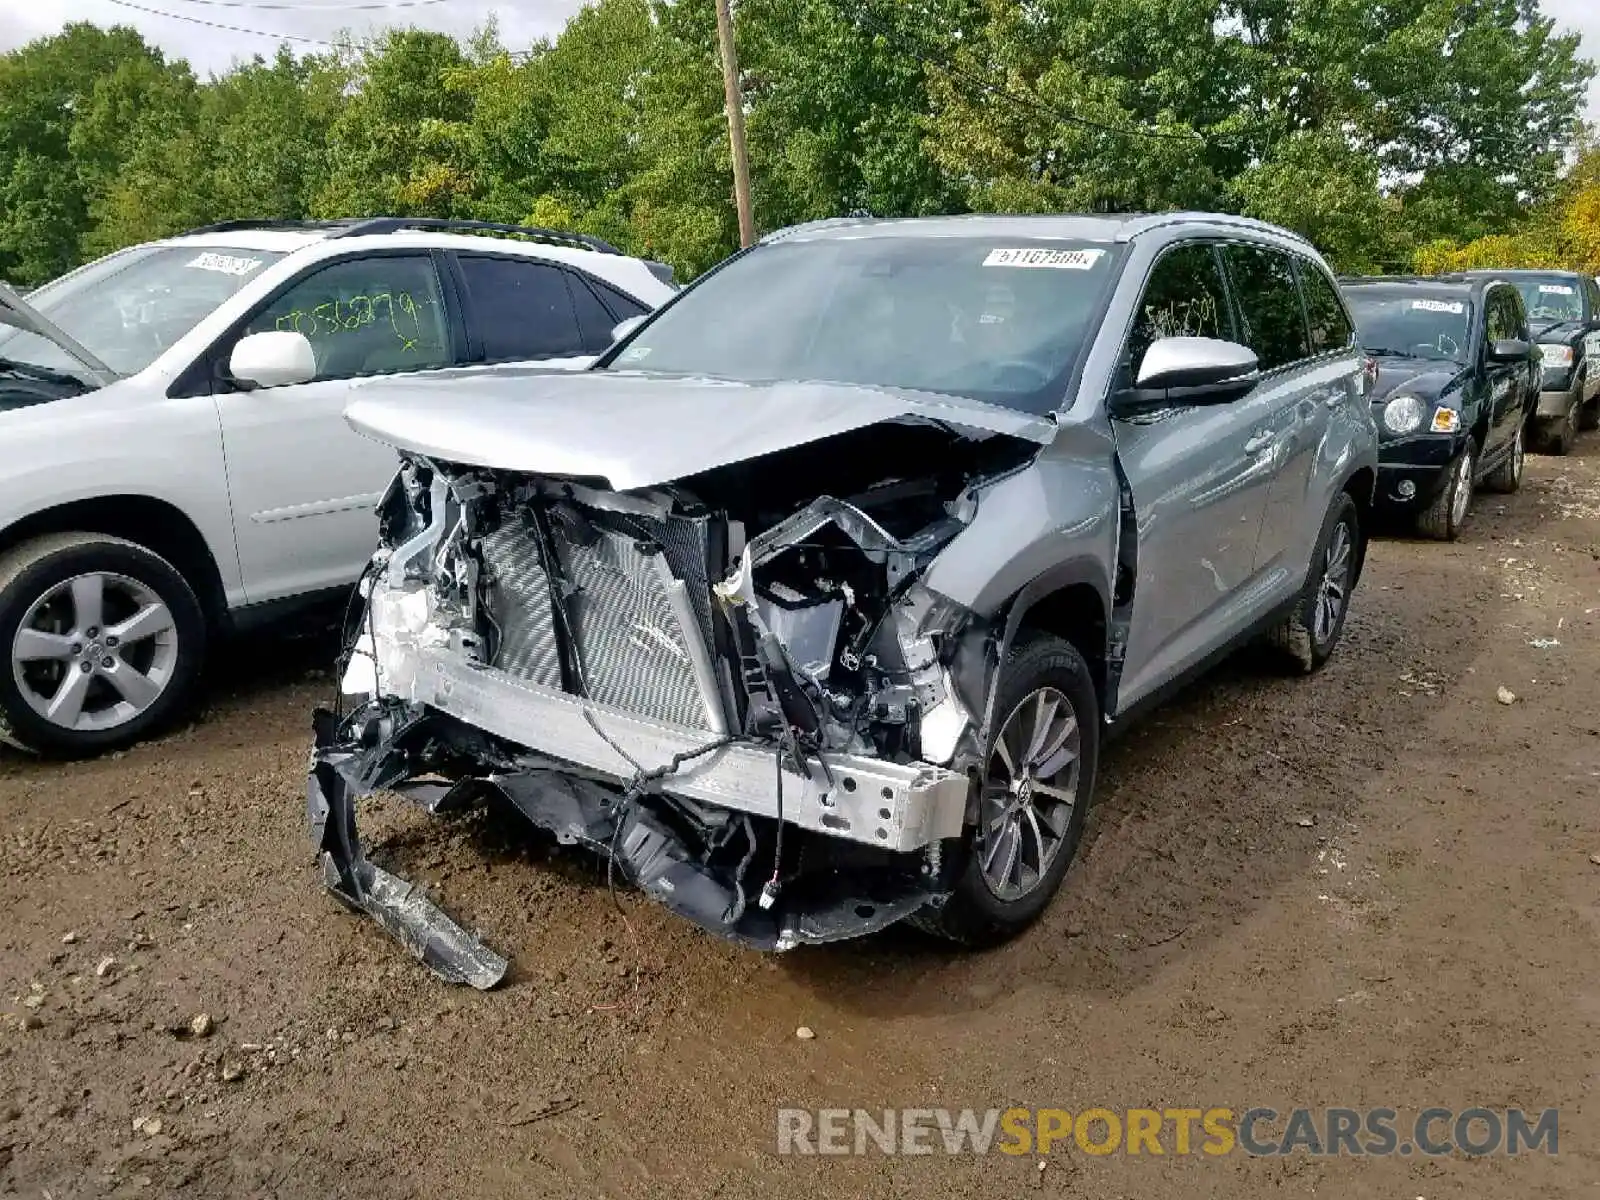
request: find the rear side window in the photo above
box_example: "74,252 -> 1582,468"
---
1297,261 -> 1354,356
569,274 -> 625,352
589,278 -> 648,321
1223,244 -> 1310,371
1126,242 -> 1233,371
456,256 -> 583,361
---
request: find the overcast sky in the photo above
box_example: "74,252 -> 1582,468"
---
2,0 -> 1598,126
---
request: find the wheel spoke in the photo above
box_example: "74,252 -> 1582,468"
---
997,817 -> 1021,887
47,668 -> 93,728
992,731 -> 1017,778
983,819 -> 1012,873
1024,692 -> 1060,763
1029,712 -> 1077,772
1023,806 -> 1050,873
1032,780 -> 1076,805
69,575 -> 105,634
108,602 -> 174,646
14,629 -> 75,662
103,661 -> 162,711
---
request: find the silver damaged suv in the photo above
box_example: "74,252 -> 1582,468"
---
310,213 -> 1378,987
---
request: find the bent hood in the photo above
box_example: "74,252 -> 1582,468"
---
343,368 -> 1056,490
0,281 -> 117,386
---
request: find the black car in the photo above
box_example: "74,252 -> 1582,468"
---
1341,275 -> 1539,540
1461,268 -> 1600,453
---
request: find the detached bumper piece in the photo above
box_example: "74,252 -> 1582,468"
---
309,702 -> 940,984
308,706 -> 509,990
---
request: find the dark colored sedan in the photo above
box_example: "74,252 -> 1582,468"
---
1341,275 -> 1540,540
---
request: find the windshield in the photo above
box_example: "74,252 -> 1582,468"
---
0,244 -> 284,377
1513,277 -> 1586,325
606,237 -> 1124,414
1345,290 -> 1473,362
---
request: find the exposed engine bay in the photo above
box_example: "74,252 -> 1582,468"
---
309,417 -> 1043,986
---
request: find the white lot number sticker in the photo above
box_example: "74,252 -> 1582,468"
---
1539,284 -> 1576,296
187,252 -> 263,277
983,247 -> 1105,270
1411,299 -> 1465,314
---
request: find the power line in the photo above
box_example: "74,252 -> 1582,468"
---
167,0 -> 448,9
104,0 -> 342,44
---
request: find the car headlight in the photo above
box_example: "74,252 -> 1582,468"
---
1383,394 -> 1426,434
1541,344 -> 1575,369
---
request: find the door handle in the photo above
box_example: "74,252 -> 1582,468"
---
1244,431 -> 1274,454
1324,390 -> 1344,410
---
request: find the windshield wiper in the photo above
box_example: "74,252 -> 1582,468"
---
0,357 -> 89,387
1363,347 -> 1410,358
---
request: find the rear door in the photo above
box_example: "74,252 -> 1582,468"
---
1223,243 -> 1350,585
1110,241 -> 1286,707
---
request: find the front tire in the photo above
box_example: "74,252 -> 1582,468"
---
0,534 -> 206,758
915,633 -> 1099,947
1536,393 -> 1580,455
1482,422 -> 1525,494
1416,440 -> 1475,541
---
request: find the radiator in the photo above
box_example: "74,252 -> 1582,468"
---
479,511 -> 725,733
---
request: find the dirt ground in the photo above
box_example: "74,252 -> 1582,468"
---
3,443 -> 1599,1199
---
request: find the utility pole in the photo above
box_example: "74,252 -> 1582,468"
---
713,0 -> 756,248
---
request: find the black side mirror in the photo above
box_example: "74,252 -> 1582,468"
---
1488,338 -> 1532,363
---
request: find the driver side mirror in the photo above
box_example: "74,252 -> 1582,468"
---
1113,336 -> 1261,415
610,315 -> 647,344
229,331 -> 316,390
1488,338 -> 1532,364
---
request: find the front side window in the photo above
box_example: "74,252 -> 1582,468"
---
456,256 -> 584,362
607,237 -> 1124,414
1297,261 -> 1355,356
1222,244 -> 1310,371
1486,289 -> 1523,343
1343,288 -> 1472,363
1126,243 -> 1232,371
241,255 -> 450,382
0,244 -> 285,377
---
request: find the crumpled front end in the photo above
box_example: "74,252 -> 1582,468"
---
311,420 -> 1040,985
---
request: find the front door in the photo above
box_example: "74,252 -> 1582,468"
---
213,253 -> 457,603
1111,242 -> 1284,709
1483,285 -> 1530,455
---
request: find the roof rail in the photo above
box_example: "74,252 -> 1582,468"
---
177,216 -> 622,255
328,217 -> 621,255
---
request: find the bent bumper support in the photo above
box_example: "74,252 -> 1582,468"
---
308,706 -> 509,990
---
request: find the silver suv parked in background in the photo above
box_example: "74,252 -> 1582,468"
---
311,212 -> 1378,987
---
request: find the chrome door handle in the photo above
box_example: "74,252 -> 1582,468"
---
1324,391 -> 1344,409
1244,432 -> 1274,454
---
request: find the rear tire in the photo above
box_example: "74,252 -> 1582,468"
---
1270,493 -> 1361,674
0,534 -> 206,758
1416,441 -> 1475,541
913,633 -> 1099,947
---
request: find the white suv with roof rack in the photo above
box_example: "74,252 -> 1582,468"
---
0,217 -> 676,757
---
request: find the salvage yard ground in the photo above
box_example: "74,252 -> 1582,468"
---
3,446 -> 1600,1199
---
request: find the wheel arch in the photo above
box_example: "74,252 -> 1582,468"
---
999,559 -> 1112,710
0,498 -> 229,626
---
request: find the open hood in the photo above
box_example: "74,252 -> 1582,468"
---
0,281 -> 118,386
343,368 -> 1056,490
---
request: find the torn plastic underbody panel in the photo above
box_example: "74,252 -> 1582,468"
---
309,423 -> 1033,984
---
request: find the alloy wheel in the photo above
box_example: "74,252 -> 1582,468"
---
1313,519 -> 1355,647
977,687 -> 1083,902
10,572 -> 179,733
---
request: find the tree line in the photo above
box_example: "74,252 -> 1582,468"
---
1,0 -> 1595,289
